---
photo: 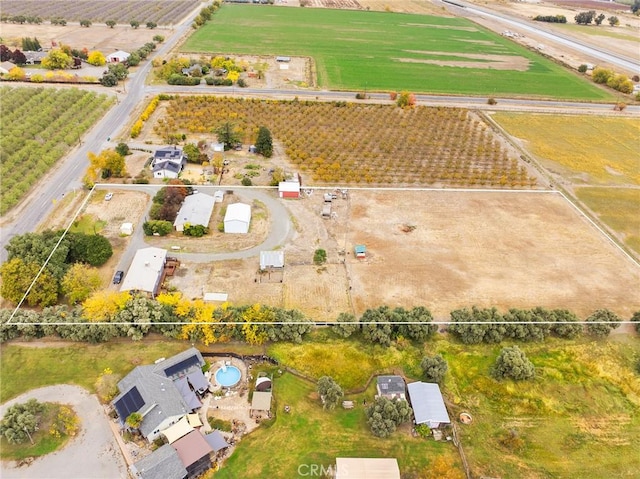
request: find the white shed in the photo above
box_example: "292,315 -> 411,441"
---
120,223 -> 134,236
260,251 -> 284,270
107,50 -> 130,63
224,203 -> 251,234
214,191 -> 224,203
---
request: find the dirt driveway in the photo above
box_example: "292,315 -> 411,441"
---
0,385 -> 127,479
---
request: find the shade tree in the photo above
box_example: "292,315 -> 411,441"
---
317,376 -> 344,410
492,346 -> 535,381
366,396 -> 412,438
421,354 -> 448,384
585,309 -> 620,338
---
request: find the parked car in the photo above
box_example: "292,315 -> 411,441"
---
104,192 -> 113,201
112,270 -> 124,284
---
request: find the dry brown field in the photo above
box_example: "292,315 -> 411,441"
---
0,23 -> 168,52
339,189 -> 640,319
163,188 -> 640,321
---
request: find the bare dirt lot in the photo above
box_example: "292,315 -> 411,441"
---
0,23 -> 170,52
164,189 -> 640,321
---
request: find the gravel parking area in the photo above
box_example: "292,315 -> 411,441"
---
0,385 -> 127,479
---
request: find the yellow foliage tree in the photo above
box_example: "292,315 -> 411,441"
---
179,300 -> 221,345
87,50 -> 106,66
87,149 -> 126,179
241,304 -> 273,345
157,292 -> 193,318
7,66 -> 25,80
82,290 -> 130,322
226,70 -> 239,83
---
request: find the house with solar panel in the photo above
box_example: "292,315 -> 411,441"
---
112,348 -> 210,442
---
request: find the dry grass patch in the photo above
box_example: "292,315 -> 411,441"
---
492,113 -> 640,186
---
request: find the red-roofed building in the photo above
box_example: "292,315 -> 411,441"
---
172,430 -> 213,478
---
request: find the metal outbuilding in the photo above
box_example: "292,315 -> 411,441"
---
224,203 -> 251,234
173,192 -> 216,232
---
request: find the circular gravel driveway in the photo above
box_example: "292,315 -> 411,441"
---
0,385 -> 127,479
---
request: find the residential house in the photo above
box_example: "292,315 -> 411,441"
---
24,51 -> 47,64
173,192 -> 216,232
0,61 -> 16,74
131,444 -> 187,479
172,431 -> 213,478
181,64 -> 202,76
406,382 -> 451,429
119,247 -> 167,297
112,348 -> 208,442
376,375 -> 405,400
152,146 -> 186,179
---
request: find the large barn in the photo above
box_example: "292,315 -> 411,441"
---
224,203 -> 251,234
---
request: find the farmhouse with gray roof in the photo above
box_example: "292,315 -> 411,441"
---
112,348 -> 208,442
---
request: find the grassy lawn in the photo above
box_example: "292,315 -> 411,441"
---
2,334 -> 638,478
435,336 -> 640,478
575,187 -> 640,254
182,5 -> 611,100
212,372 -> 462,478
0,403 -> 71,461
491,113 -> 640,186
69,214 -> 107,235
0,340 -> 189,402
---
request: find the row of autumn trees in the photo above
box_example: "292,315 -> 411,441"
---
332,305 -> 632,344
0,295 -> 313,344
0,230 -> 112,308
2,291 -> 637,345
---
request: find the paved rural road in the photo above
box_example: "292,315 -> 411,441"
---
0,3 -> 203,263
0,385 -> 127,479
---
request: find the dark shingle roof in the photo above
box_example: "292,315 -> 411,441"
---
133,444 -> 187,479
377,375 -> 406,395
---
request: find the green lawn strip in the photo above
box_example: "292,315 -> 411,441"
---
575,187 -> 640,254
0,341 -> 188,402
212,372 -> 461,478
438,337 -> 640,478
69,214 -> 107,235
492,112 -> 640,185
0,402 -> 70,460
182,5 -> 610,100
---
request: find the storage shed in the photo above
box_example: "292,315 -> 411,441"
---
260,251 -> 285,270
355,245 -> 366,258
107,50 -> 130,63
407,382 -> 451,429
224,203 -> 251,234
278,181 -> 300,199
120,223 -> 134,236
335,458 -> 400,479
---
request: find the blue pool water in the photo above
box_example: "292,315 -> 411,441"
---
215,365 -> 241,387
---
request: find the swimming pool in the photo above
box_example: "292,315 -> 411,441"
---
215,365 -> 241,387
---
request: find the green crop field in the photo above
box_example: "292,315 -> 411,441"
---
183,5 -> 611,100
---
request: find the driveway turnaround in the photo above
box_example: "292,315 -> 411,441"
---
0,385 -> 128,479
